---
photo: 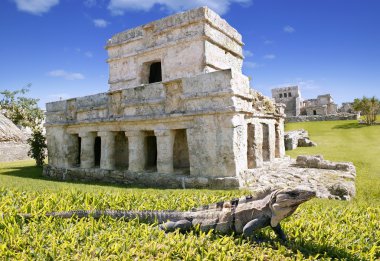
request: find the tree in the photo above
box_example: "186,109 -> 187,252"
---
353,96 -> 380,125
0,84 -> 44,129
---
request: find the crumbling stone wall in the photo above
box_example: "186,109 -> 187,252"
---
286,113 -> 359,123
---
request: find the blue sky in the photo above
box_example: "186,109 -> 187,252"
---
0,0 -> 379,108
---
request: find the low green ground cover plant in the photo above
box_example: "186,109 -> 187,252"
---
0,120 -> 379,260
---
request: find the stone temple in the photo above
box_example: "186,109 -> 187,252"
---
43,7 -> 286,188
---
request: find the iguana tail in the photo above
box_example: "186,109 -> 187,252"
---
18,210 -> 188,224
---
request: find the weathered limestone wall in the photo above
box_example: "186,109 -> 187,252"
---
0,142 -> 30,162
0,113 -> 31,162
106,7 -> 243,91
286,113 -> 359,123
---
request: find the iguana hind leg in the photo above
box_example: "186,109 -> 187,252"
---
271,223 -> 287,241
242,218 -> 270,237
159,220 -> 192,233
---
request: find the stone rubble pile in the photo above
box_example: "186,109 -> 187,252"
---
284,129 -> 317,150
239,156 -> 356,200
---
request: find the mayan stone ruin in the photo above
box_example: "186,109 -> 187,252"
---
43,7 -> 356,198
43,7 -> 286,189
272,86 -> 359,122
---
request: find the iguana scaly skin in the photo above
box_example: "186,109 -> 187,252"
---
19,188 -> 315,241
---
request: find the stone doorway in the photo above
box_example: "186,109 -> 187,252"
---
94,136 -> 101,167
77,136 -> 81,166
145,133 -> 157,170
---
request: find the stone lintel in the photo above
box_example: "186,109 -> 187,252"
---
78,131 -> 97,138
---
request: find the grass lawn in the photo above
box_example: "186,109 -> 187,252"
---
0,120 -> 379,260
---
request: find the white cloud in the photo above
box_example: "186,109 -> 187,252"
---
243,50 -> 253,58
84,0 -> 97,7
263,39 -> 274,44
12,0 -> 59,15
93,19 -> 109,28
84,51 -> 93,58
263,54 -> 276,60
244,61 -> 262,69
48,70 -> 85,80
283,25 -> 295,33
108,0 -> 252,16
297,79 -> 319,90
273,79 -> 319,92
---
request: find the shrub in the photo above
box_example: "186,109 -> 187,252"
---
27,128 -> 47,166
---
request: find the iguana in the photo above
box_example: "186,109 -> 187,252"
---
19,188 -> 315,241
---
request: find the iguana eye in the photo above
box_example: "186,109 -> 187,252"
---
288,192 -> 298,197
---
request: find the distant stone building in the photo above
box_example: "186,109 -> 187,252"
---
0,113 -> 31,162
339,102 -> 355,113
271,86 -> 303,116
302,94 -> 338,116
43,7 -> 286,189
272,87 -> 339,117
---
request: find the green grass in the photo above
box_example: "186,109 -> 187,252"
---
0,120 -> 379,260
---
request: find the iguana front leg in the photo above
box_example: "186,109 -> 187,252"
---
242,218 -> 270,237
159,220 -> 192,233
271,223 -> 287,241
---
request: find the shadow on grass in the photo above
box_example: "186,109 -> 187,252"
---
233,233 -> 360,260
0,165 -> 237,191
0,165 -> 149,190
332,122 -> 368,129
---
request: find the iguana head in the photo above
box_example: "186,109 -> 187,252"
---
269,187 -> 316,227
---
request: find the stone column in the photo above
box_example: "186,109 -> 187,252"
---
254,123 -> 263,167
79,132 -> 97,168
154,129 -> 175,173
98,131 -> 116,170
268,123 -> 276,161
275,121 -> 286,158
125,131 -> 145,172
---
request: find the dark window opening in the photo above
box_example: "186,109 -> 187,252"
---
313,110 -> 317,115
77,137 -> 81,165
279,94 -> 283,98
148,62 -> 162,83
94,137 -> 101,167
288,92 -> 292,97
145,136 -> 157,169
284,93 -> 288,98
